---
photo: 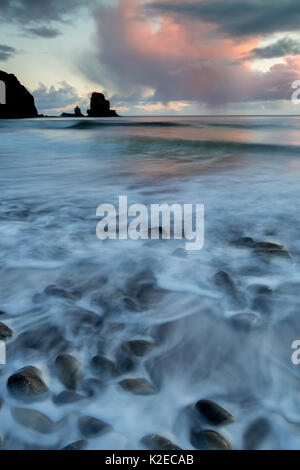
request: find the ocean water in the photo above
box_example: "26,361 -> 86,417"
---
1,116 -> 300,449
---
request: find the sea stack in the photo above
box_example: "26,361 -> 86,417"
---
0,70 -> 38,119
87,92 -> 119,117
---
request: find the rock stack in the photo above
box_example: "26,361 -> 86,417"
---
0,70 -> 38,119
87,92 -> 118,117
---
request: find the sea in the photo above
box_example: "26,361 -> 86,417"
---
1,115 -> 300,449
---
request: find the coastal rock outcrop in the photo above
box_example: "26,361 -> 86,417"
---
0,70 -> 38,119
87,92 -> 118,117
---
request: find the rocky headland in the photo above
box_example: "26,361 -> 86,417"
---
0,70 -> 38,119
0,70 -> 119,119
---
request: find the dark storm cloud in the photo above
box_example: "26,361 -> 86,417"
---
147,0 -> 300,36
0,0 -> 89,24
0,44 -> 17,61
25,26 -> 62,38
250,37 -> 300,59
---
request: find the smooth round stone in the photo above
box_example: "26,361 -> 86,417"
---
12,408 -> 56,434
119,378 -> 157,396
44,284 -> 76,300
141,434 -> 182,451
61,440 -> 88,450
78,416 -> 112,438
230,313 -> 261,331
7,366 -> 48,401
253,242 -> 291,260
125,340 -> 156,357
53,390 -> 86,405
91,355 -> 119,380
233,237 -> 255,248
191,430 -> 232,450
247,284 -> 272,296
0,322 -> 13,341
195,400 -> 235,425
55,353 -> 82,391
243,417 -> 271,450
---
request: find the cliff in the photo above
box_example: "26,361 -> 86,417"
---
0,70 -> 38,119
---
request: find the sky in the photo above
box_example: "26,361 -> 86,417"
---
1,0 -> 300,115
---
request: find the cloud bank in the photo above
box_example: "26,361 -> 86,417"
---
76,0 -> 300,110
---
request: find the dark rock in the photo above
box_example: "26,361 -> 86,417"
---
12,408 -> 56,434
0,322 -> 13,341
91,355 -> 119,380
136,284 -> 167,307
247,284 -> 273,296
87,92 -> 119,118
122,296 -> 142,312
53,390 -> 86,405
191,430 -> 232,450
44,284 -> 76,300
0,70 -> 38,119
141,434 -> 182,451
61,440 -> 88,450
67,307 -> 103,336
125,340 -> 156,357
61,106 -> 84,118
78,416 -> 112,438
0,310 -> 7,315
7,366 -> 48,401
82,378 -> 106,397
119,378 -> 157,395
230,313 -> 261,331
233,237 -> 255,248
213,270 -> 244,307
32,293 -> 47,304
253,241 -> 291,260
243,417 -> 271,450
55,353 -> 82,390
16,323 -> 67,354
195,400 -> 235,425
74,106 -> 83,117
213,271 -> 236,293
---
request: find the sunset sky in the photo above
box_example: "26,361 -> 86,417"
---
1,0 -> 300,115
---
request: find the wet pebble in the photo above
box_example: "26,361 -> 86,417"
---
16,323 -> 67,354
91,355 -> 119,380
141,434 -> 182,451
195,400 -> 235,426
233,237 -> 255,248
243,417 -> 271,450
0,322 -> 13,341
78,416 -> 112,438
12,408 -> 57,434
55,353 -> 82,391
53,390 -> 86,405
61,440 -> 88,450
230,313 -> 261,331
191,430 -> 232,450
44,284 -> 76,301
213,271 -> 244,307
125,340 -> 156,357
119,378 -> 157,396
7,366 -> 48,401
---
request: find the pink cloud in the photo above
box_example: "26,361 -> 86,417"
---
79,0 -> 300,107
